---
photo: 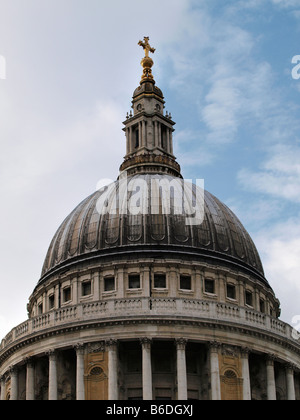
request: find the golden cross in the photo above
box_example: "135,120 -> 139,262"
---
138,37 -> 156,58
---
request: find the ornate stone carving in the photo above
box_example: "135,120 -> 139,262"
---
221,345 -> 239,358
105,339 -> 118,350
47,349 -> 57,360
140,337 -> 152,349
86,342 -> 105,354
266,354 -> 277,366
8,365 -> 18,376
175,338 -> 188,350
209,341 -> 221,353
240,347 -> 251,358
74,343 -> 86,355
24,356 -> 35,368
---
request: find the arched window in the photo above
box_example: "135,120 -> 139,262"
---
224,369 -> 237,379
221,369 -> 243,400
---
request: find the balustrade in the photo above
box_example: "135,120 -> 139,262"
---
0,298 -> 298,353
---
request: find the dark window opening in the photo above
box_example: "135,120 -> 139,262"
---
135,127 -> 139,148
227,284 -> 236,300
48,295 -> 55,310
82,281 -> 92,296
104,277 -> 115,292
154,274 -> 166,289
63,287 -> 71,303
245,291 -> 253,307
204,279 -> 215,294
180,275 -> 192,290
128,274 -> 141,289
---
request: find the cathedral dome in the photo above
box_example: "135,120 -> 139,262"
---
2,37 -> 299,403
40,174 -> 267,287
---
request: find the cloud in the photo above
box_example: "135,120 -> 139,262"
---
162,4 -> 290,151
238,144 -> 300,202
271,0 -> 300,7
226,196 -> 284,228
254,217 -> 300,323
0,0 -> 195,340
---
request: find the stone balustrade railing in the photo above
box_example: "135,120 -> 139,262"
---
1,298 -> 298,351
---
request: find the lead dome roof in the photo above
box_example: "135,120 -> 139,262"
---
40,175 -> 267,287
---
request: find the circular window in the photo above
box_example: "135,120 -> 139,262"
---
90,366 -> 103,376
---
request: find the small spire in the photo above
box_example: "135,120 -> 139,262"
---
138,36 -> 156,83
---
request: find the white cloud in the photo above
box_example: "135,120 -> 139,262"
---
162,6 -> 288,150
271,0 -> 300,7
254,217 -> 300,323
238,144 -> 300,202
0,0 -> 195,340
226,197 -> 284,227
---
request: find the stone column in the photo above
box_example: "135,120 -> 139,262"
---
266,355 -> 276,401
285,364 -> 296,401
176,338 -> 188,400
129,126 -> 133,154
170,130 -> 174,155
209,342 -> 221,400
241,348 -> 251,400
10,367 -> 18,401
26,358 -> 35,400
48,350 -> 58,400
140,338 -> 153,400
126,127 -> 130,155
75,344 -> 86,401
106,339 -> 118,400
139,122 -> 142,148
0,375 -> 6,400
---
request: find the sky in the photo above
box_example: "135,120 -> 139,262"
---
0,0 -> 300,339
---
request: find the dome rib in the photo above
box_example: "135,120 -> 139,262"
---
40,175 -> 266,286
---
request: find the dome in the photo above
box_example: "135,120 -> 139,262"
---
40,174 -> 267,287
132,80 -> 164,101
2,38 -> 299,403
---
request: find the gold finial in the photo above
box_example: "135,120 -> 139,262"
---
138,37 -> 156,83
138,36 -> 156,58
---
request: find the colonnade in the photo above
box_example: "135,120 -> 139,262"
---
0,339 -> 298,400
125,120 -> 173,155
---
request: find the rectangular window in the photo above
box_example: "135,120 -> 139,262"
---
63,287 -> 71,303
128,274 -> 141,289
38,303 -> 43,315
204,278 -> 215,294
82,281 -> 92,296
260,299 -> 265,313
154,274 -> 166,289
104,276 -> 115,292
48,294 -> 55,310
226,284 -> 236,300
180,275 -> 192,290
245,291 -> 253,307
